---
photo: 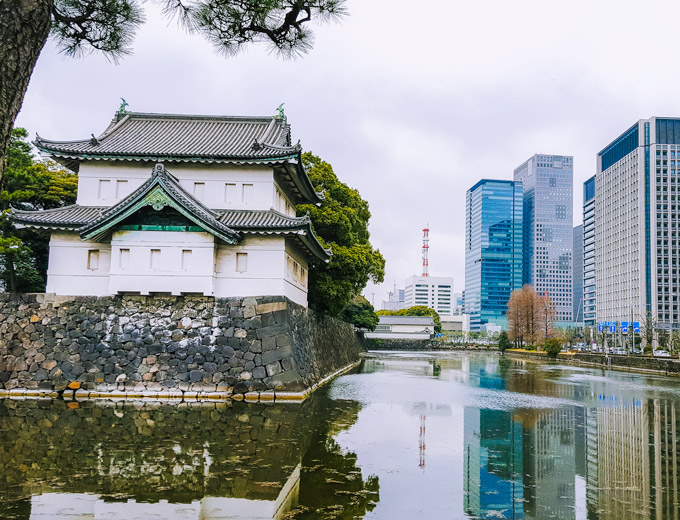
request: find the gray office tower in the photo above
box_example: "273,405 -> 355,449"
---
583,176 -> 596,326
596,117 -> 680,330
514,154 -> 574,322
573,224 -> 583,323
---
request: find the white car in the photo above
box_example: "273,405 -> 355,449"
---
654,350 -> 671,358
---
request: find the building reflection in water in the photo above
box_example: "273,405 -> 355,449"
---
463,358 -> 680,520
0,394 -> 379,520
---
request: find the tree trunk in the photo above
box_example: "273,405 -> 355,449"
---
0,0 -> 52,180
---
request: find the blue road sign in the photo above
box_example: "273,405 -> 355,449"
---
622,322 -> 629,333
609,322 -> 616,333
598,321 -> 605,332
633,322 -> 640,333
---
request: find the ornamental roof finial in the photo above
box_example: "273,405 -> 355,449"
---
274,103 -> 285,119
118,98 -> 130,115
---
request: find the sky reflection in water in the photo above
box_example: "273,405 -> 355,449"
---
2,351 -> 680,519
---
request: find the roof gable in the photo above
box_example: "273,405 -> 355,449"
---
79,164 -> 240,244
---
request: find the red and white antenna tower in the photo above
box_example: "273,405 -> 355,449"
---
422,226 -> 430,277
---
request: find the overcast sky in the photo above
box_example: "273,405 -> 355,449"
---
15,0 -> 680,305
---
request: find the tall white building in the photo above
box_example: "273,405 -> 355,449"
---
595,117 -> 680,330
403,276 -> 454,316
514,154 -> 574,323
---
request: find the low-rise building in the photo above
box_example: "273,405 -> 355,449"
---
441,314 -> 470,333
364,316 -> 435,340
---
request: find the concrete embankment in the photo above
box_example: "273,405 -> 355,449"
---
0,294 -> 364,402
505,349 -> 680,377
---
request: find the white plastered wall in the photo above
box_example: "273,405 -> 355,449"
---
46,232 -> 111,295
76,161 -> 283,211
44,229 -> 310,306
109,230 -> 215,295
284,241 -> 310,305
213,236 -> 309,306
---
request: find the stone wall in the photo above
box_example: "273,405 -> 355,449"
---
572,352 -> 680,375
0,294 -> 364,401
505,350 -> 680,377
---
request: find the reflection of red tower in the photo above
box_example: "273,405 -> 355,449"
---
419,414 -> 426,469
422,227 -> 430,277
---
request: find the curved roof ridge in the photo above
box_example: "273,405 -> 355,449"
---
117,112 -> 285,121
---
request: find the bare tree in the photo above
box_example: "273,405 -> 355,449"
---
536,293 -> 556,345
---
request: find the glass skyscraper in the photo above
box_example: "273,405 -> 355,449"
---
465,180 -> 523,331
514,154 -> 574,323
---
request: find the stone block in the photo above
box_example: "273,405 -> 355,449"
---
256,302 -> 287,314
275,334 -> 291,347
256,323 -> 289,339
261,345 -> 293,365
266,362 -> 282,377
266,370 -> 306,392
244,391 -> 259,402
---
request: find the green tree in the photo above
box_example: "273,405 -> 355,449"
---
544,337 -> 563,359
1,1 -> 347,181
497,330 -> 511,353
0,128 -> 77,291
298,153 -> 385,316
377,306 -> 442,334
340,295 -> 379,331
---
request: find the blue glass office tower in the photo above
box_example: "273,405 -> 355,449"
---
465,180 -> 523,331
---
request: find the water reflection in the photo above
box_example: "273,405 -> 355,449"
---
461,356 -> 680,519
3,353 -> 680,519
0,395 -> 379,519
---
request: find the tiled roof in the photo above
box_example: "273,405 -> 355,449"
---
33,111 -> 324,205
216,209 -> 310,230
12,205 -> 106,228
12,165 -> 331,261
34,112 -> 299,162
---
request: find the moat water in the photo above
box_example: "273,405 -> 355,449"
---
1,351 -> 680,519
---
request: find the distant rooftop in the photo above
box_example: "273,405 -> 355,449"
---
378,316 -> 435,326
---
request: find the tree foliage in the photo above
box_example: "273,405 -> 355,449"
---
0,128 -> 77,292
298,153 -> 385,316
0,1 -> 347,182
544,337 -> 563,359
340,295 -> 379,331
377,306 -> 442,334
507,284 -> 556,348
497,331 -> 511,353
